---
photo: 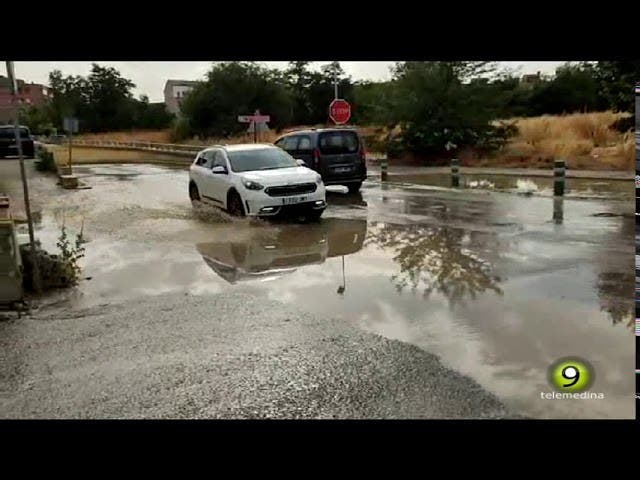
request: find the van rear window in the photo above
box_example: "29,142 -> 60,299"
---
318,131 -> 359,155
0,128 -> 29,139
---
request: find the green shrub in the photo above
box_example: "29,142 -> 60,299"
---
20,225 -> 85,291
611,115 -> 634,133
35,149 -> 57,172
169,117 -> 192,142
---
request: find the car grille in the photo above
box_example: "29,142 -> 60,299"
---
265,183 -> 317,197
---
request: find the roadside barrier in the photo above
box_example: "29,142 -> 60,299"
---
62,139 -> 203,157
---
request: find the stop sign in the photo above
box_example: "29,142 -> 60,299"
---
329,99 -> 351,125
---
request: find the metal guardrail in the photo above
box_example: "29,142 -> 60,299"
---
68,139 -> 203,156
51,138 -> 389,161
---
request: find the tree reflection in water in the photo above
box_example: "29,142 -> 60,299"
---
366,222 -> 503,307
596,272 -> 634,330
594,215 -> 635,330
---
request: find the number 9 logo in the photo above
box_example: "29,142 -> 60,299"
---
547,357 -> 594,392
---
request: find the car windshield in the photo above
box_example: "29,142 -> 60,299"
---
227,148 -> 297,172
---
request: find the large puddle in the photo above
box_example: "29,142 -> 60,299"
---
7,163 -> 635,419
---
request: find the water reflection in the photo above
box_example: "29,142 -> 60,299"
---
366,222 -> 502,307
596,272 -> 634,329
552,197 -> 564,225
326,191 -> 367,208
595,215 -> 635,331
197,218 -> 367,284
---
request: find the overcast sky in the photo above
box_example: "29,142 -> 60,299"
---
4,61 -> 566,102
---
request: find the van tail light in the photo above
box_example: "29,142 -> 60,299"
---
313,148 -> 320,168
360,147 -> 366,164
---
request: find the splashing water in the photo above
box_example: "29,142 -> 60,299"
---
514,178 -> 539,195
467,179 -> 495,189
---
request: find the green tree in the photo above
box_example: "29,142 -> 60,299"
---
527,62 -> 602,115
48,70 -> 88,130
593,61 -> 640,112
134,94 -> 174,129
305,62 -> 354,125
84,63 -> 136,132
181,62 -> 293,137
386,61 -> 513,157
285,61 -> 314,125
48,64 -> 138,133
352,80 -> 395,125
18,104 -> 55,135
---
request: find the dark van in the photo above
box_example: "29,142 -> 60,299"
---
274,128 -> 367,193
0,125 -> 35,159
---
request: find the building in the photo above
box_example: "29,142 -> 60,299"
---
520,71 -> 542,87
20,82 -> 52,106
164,80 -> 198,115
0,75 -> 52,124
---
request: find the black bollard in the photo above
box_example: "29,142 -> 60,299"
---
553,159 -> 565,196
381,158 -> 388,182
451,158 -> 460,188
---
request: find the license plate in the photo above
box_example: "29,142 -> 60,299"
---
282,196 -> 306,205
334,167 -> 352,173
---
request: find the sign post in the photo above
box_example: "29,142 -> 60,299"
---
237,110 -> 270,143
63,117 -> 79,175
6,61 -> 41,293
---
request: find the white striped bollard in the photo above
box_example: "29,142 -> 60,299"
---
451,158 -> 460,188
553,159 -> 565,196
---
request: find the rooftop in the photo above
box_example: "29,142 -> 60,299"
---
283,127 -> 358,135
164,79 -> 198,87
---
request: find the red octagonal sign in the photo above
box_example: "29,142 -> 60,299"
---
329,99 -> 351,125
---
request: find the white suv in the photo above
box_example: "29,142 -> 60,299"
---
188,144 -> 326,220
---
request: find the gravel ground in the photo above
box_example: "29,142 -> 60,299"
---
0,292 -> 514,419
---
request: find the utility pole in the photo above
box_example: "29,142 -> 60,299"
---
333,70 -> 338,100
6,61 -> 41,293
253,109 -> 259,144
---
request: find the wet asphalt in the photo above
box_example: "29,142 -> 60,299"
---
0,292 -> 511,419
0,160 -> 635,419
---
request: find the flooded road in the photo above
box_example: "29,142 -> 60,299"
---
3,162 -> 635,419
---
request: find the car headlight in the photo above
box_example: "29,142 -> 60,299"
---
315,175 -> 323,185
242,178 -> 264,190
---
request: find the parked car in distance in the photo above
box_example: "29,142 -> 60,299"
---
0,125 -> 35,159
188,143 -> 326,220
274,127 -> 367,193
48,134 -> 68,145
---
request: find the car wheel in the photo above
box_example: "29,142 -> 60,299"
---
227,191 -> 245,217
189,182 -> 200,201
347,182 -> 362,194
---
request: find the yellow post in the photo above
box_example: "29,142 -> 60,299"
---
67,129 -> 73,175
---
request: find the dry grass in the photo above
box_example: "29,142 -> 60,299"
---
75,129 -> 172,143
71,111 -> 634,171
495,111 -> 633,171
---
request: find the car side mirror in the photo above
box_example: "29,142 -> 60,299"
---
212,165 -> 227,174
295,159 -> 306,167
